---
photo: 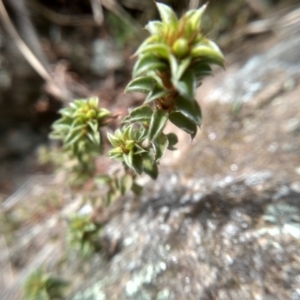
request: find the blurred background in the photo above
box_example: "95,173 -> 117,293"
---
0,0 -> 300,299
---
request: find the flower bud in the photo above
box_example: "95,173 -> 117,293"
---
172,38 -> 189,58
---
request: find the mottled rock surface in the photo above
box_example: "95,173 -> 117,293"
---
71,23 -> 300,300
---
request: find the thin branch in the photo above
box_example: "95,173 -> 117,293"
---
0,0 -> 52,82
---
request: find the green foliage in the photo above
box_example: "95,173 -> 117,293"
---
110,2 -> 224,174
95,172 -> 142,205
23,268 -> 69,300
50,97 -> 111,184
46,4 -> 224,284
67,214 -> 103,258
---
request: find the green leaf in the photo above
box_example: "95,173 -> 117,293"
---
133,54 -> 168,77
64,130 -> 85,147
123,105 -> 153,123
143,157 -> 158,179
169,54 -> 178,80
131,183 -> 143,195
94,175 -> 111,185
123,151 -> 133,169
156,2 -> 178,26
175,96 -> 202,125
107,133 -> 120,147
59,108 -> 73,118
186,4 -> 207,30
175,57 -> 191,81
98,109 -> 111,120
153,134 -> 169,162
88,120 -> 99,134
145,21 -> 164,35
191,62 -> 212,79
120,174 -> 133,195
191,41 -> 224,67
138,43 -> 170,59
148,109 -> 169,142
134,35 -> 161,56
169,111 -> 197,139
144,85 -> 169,104
166,133 -> 178,150
87,131 -> 101,146
125,76 -> 156,93
174,70 -> 195,100
132,154 -> 143,174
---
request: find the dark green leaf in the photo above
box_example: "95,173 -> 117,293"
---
123,105 -> 153,123
133,55 -> 168,77
131,183 -> 143,195
132,154 -> 143,174
156,2 -> 178,26
174,70 -> 195,101
166,133 -> 178,150
153,134 -> 169,162
175,96 -> 202,125
143,158 -> 158,179
191,62 -> 212,78
125,76 -> 156,93
148,109 -> 169,142
88,120 -> 99,134
169,111 -> 197,139
144,85 -> 169,104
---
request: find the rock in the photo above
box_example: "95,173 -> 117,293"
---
72,173 -> 300,300
71,16 -> 300,300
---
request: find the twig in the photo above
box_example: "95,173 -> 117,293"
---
90,0 -> 104,26
0,0 -> 52,82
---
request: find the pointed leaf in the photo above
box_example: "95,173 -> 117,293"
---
131,183 -> 143,195
156,2 -> 178,26
143,158 -> 158,179
125,76 -> 156,93
138,43 -> 170,59
144,85 -> 169,104
174,70 -> 195,100
123,151 -> 133,169
145,21 -> 164,35
123,105 -> 153,123
148,109 -> 169,142
187,4 -> 207,30
191,62 -> 212,79
166,133 -> 178,150
107,133 -> 119,147
175,57 -> 191,81
191,41 -> 224,67
153,134 -> 169,162
134,35 -> 161,56
132,154 -> 143,174
169,54 -> 178,80
133,54 -> 168,77
175,96 -> 202,125
169,111 -> 197,139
